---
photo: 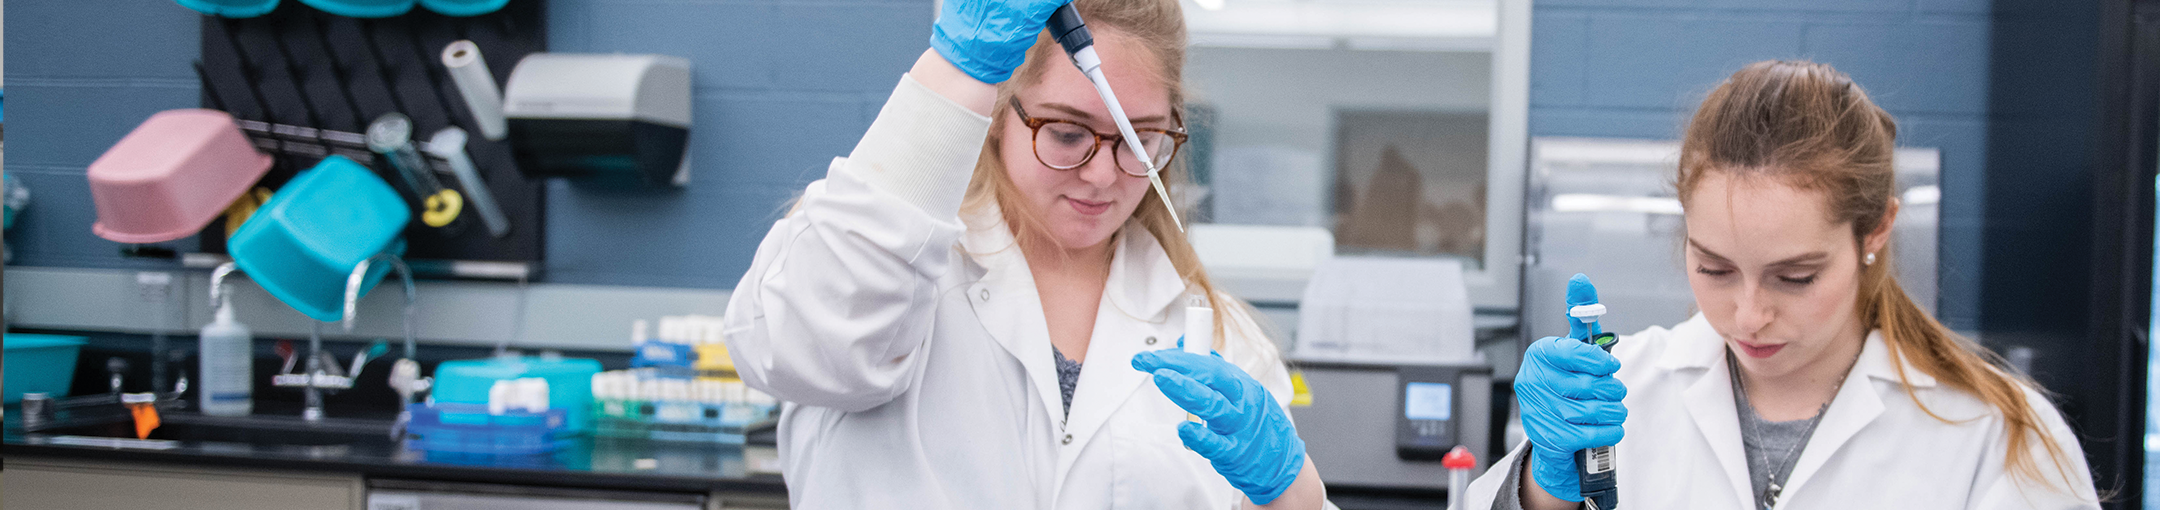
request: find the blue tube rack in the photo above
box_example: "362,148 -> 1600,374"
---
405,402 -> 570,455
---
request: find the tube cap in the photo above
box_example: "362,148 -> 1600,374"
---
1568,303 -> 1608,320
1442,445 -> 1476,469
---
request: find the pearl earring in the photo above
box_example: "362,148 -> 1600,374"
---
1864,253 -> 1877,265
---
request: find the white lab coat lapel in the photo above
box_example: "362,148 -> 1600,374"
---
959,209 -> 1073,462
962,212 -> 1189,506
1772,332 -> 1910,509
1663,320 -> 1757,510
1662,322 -> 1914,510
1058,224 -> 1186,483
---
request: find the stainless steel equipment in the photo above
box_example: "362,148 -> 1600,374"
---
1521,137 -> 1942,343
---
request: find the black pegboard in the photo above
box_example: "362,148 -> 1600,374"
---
192,2 -> 546,276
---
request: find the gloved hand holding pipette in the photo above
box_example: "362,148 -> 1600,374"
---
929,0 -> 1071,84
1514,274 -> 1627,506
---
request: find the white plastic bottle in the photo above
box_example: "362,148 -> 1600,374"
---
197,300 -> 254,416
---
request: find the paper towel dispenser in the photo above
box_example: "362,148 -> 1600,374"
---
504,53 -> 693,187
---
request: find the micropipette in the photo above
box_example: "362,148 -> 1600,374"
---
1566,273 -> 1621,510
1042,5 -> 1183,232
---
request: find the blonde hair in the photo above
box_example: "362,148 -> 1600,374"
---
1677,60 -> 2079,491
963,0 -> 1252,349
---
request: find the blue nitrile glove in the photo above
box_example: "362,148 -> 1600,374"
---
930,0 -> 1071,84
1515,275 -> 1627,502
1132,338 -> 1306,505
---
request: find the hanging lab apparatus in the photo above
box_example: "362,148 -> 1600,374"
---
177,2 -> 549,277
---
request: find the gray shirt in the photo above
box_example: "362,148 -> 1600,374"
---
1736,378 -> 1816,509
1490,378 -> 1817,510
1055,348 -> 1081,417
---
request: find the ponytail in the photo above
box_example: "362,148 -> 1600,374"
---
1680,60 -> 2083,494
1863,250 -> 2080,493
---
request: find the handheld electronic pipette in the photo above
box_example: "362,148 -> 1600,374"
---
1041,5 -> 1184,232
1566,273 -> 1620,510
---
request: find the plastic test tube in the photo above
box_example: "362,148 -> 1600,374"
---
1183,294 -> 1213,355
1181,294 -> 1214,423
1443,446 -> 1478,510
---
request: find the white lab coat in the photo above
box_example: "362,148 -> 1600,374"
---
1463,313 -> 2100,510
724,75 -> 1294,510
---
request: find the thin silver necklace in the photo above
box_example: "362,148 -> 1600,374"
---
1728,351 -> 1842,510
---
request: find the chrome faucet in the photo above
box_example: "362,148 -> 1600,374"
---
342,253 -> 429,432
219,257 -> 411,422
217,263 -> 351,421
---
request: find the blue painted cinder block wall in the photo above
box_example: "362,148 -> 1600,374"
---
1528,0 -> 1996,331
7,0 -> 2071,335
3,0 -> 930,289
541,0 -> 928,287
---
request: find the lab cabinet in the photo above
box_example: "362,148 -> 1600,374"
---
363,479 -> 787,510
2,457 -> 367,510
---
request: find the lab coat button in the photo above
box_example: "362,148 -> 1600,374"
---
979,289 -> 990,301
1145,336 -> 1157,345
1061,433 -> 1073,445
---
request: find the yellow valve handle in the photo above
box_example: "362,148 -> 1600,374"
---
421,189 -> 463,227
222,187 -> 275,238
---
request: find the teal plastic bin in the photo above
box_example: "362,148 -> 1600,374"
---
420,0 -> 507,16
229,155 -> 410,322
298,0 -> 414,18
432,355 -> 602,434
5,334 -> 89,403
174,0 -> 281,18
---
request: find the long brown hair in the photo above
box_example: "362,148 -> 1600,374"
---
1677,60 -> 2078,491
964,0 -> 1257,350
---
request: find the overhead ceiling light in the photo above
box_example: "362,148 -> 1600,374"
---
1550,194 -> 1685,215
1185,0 -> 1495,51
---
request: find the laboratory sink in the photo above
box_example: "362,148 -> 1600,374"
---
26,413 -> 398,447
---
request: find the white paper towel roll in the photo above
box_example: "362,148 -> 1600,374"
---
441,40 -> 508,141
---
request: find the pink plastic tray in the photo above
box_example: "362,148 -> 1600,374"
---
88,109 -> 274,244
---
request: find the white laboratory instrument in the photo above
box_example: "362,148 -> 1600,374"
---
1294,256 -> 1477,363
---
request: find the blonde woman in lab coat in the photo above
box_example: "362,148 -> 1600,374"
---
1467,61 -> 2101,510
720,0 -> 1326,507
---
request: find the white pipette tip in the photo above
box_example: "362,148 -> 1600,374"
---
1145,166 -> 1184,232
1069,49 -> 1181,233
